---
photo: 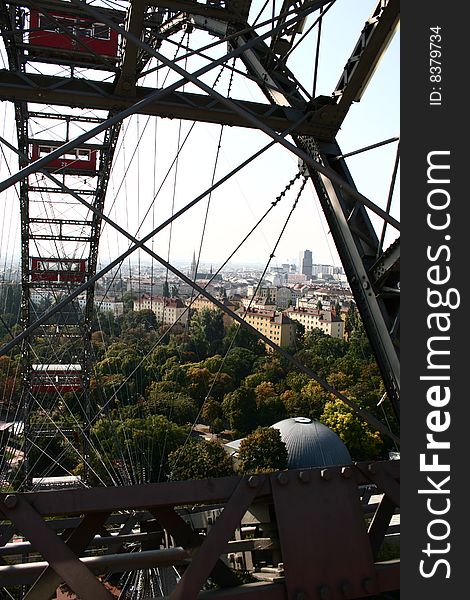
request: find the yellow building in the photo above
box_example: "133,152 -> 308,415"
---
187,295 -> 237,327
286,307 -> 344,339
133,295 -> 188,326
239,308 -> 296,349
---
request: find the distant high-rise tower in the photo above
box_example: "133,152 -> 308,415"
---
300,249 -> 313,278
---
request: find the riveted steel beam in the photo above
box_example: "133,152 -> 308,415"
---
333,0 -> 400,130
0,71 -> 334,138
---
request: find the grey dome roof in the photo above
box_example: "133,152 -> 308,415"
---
271,417 -> 351,469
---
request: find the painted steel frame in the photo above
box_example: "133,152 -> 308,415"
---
0,1 -> 400,596
0,461 -> 400,599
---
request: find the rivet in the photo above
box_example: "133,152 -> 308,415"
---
362,280 -> 370,290
368,463 -> 378,474
247,475 -> 260,488
341,466 -> 352,478
299,470 -> 310,483
318,585 -> 330,599
277,472 -> 289,485
321,469 -> 331,481
4,495 -> 18,509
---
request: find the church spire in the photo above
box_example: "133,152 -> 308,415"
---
190,250 -> 197,279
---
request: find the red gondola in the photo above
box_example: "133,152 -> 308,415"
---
31,364 -> 83,393
30,258 -> 87,283
29,10 -> 119,58
30,143 -> 97,172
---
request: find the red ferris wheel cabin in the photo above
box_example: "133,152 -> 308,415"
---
31,364 -> 83,393
30,143 -> 97,172
29,10 -> 119,58
30,258 -> 87,283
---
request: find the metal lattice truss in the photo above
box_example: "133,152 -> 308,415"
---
0,460 -> 400,598
0,0 -> 399,595
0,0 -> 400,411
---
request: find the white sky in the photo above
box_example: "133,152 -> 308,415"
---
0,0 -> 399,274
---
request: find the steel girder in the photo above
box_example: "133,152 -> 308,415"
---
0,2 -> 401,595
0,461 -> 400,598
0,71 -> 338,139
0,0 -> 125,486
0,0 -> 400,418
221,0 -> 400,415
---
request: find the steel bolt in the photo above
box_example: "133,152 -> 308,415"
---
362,280 -> 370,290
4,495 -> 18,509
318,585 -> 330,599
247,475 -> 260,488
277,472 -> 289,485
321,469 -> 331,481
299,470 -> 310,483
341,466 -> 352,478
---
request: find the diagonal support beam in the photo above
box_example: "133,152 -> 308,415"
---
0,0 -> 399,231
151,507 -> 240,588
171,475 -> 264,598
0,496 -> 113,599
368,494 -> 397,561
333,0 -> 399,129
25,511 -> 110,600
0,132 -> 398,444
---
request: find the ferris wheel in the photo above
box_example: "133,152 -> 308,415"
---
0,1 -> 400,598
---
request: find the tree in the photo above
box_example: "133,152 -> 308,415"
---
347,318 -> 375,361
92,307 -> 120,337
321,400 -> 383,460
90,414 -> 187,484
223,323 -> 265,355
121,291 -> 137,312
189,308 -> 225,358
298,380 -> 333,419
167,438 -> 233,480
200,355 -> 223,373
237,427 -> 288,474
120,309 -> 157,332
96,341 -> 148,397
26,414 -> 80,479
163,281 -> 170,298
285,371 -> 310,392
201,397 -> 224,432
281,385 -> 326,421
145,387 -> 198,425
185,366 -> 212,403
253,356 -> 286,383
292,320 -> 305,348
344,302 -> 358,339
221,387 -> 258,436
0,283 -> 21,337
223,347 -> 257,383
0,355 -> 21,411
296,329 -> 347,379
254,382 -> 286,426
